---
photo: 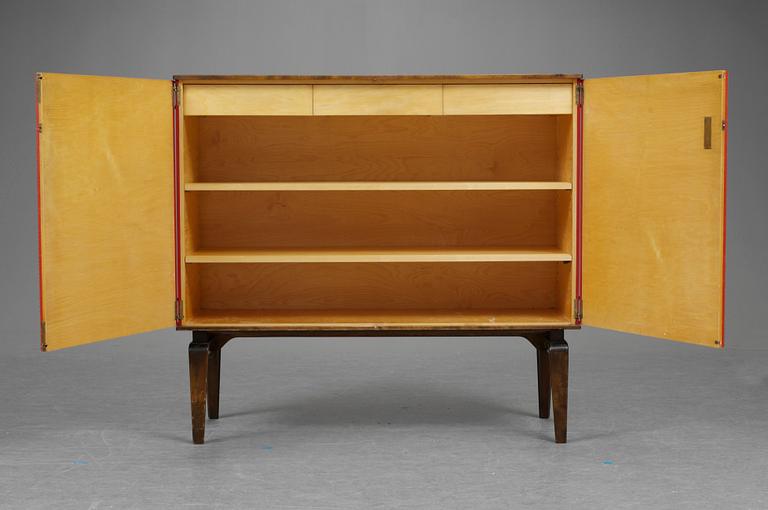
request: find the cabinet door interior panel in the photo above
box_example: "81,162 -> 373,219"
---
187,262 -> 568,312
583,71 -> 726,347
185,190 -> 565,250
188,115 -> 572,183
37,73 -> 175,350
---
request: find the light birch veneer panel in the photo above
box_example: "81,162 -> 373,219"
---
313,85 -> 442,115
185,247 -> 572,263
184,309 -> 573,330
583,71 -> 726,347
444,84 -> 573,115
184,85 -> 313,115
38,73 -> 174,350
185,182 -> 572,191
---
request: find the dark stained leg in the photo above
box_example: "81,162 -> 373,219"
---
524,333 -> 551,419
207,335 -> 233,420
189,332 -> 210,444
207,345 -> 221,420
536,347 -> 551,419
548,330 -> 569,444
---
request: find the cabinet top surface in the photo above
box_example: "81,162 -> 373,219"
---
174,74 -> 582,84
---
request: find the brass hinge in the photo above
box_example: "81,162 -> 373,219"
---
574,298 -> 583,321
40,321 -> 47,352
576,83 -> 584,107
175,299 -> 184,321
172,83 -> 180,109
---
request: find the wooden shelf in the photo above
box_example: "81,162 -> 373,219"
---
182,309 -> 574,330
186,247 -> 572,264
185,181 -> 572,192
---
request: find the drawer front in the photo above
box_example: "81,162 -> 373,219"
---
444,84 -> 573,115
313,85 -> 443,115
183,85 -> 313,115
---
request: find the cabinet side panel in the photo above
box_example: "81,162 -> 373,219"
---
38,73 -> 175,350
583,71 -> 726,347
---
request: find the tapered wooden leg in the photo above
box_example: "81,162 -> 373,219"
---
548,331 -> 569,444
207,335 -> 232,420
524,334 -> 550,419
189,333 -> 210,445
536,347 -> 551,419
207,345 -> 221,420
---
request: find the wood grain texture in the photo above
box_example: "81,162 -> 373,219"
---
185,181 -> 571,191
192,262 -> 560,311
583,71 -> 726,347
38,73 -> 174,350
175,74 -> 582,85
176,76 -> 579,331
178,87 -> 197,322
191,190 -> 562,249
192,115 -> 566,182
183,309 -> 573,330
313,85 -> 442,115
185,247 -> 572,263
444,85 -> 573,115
184,85 -> 312,116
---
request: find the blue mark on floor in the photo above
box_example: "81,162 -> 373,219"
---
602,460 -> 614,465
260,445 -> 273,451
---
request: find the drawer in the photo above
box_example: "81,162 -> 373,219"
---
183,85 -> 313,115
313,85 -> 442,115
444,84 -> 573,115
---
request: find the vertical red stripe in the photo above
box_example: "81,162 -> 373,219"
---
36,75 -> 45,349
173,81 -> 182,327
575,79 -> 584,324
720,71 -> 728,347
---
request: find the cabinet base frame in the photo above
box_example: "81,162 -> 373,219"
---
188,329 -> 569,445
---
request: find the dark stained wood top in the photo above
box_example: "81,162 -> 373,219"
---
174,74 -> 582,84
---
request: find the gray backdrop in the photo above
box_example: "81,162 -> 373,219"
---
1,3 -> 767,508
1,0 -> 766,350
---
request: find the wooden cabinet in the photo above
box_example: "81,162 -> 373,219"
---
35,72 -> 728,443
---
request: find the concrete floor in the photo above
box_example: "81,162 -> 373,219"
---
1,328 -> 766,509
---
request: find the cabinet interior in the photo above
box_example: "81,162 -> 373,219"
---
180,95 -> 576,329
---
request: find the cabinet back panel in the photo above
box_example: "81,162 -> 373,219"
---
190,262 -> 560,311
192,115 -> 566,182
189,190 -> 560,249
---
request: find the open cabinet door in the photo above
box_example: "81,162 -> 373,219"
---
583,71 -> 727,347
37,73 -> 175,351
